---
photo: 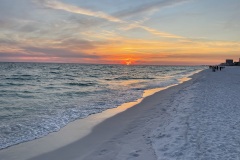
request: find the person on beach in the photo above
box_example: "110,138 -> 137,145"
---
212,67 -> 215,72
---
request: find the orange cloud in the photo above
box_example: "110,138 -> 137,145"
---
1,25 -> 240,65
78,38 -> 240,65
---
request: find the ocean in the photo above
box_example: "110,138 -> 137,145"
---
0,62 -> 205,149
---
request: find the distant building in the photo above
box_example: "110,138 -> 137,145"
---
220,58 -> 240,66
233,58 -> 240,66
226,59 -> 234,66
234,62 -> 239,66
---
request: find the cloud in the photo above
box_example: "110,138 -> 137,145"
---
56,39 -> 96,50
35,0 -> 123,23
0,52 -> 28,58
23,47 -> 100,59
114,0 -> 191,18
0,39 -> 18,45
17,23 -> 39,33
0,45 -> 103,63
122,22 -> 185,39
33,0 -> 186,39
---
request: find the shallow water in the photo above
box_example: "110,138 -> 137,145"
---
0,62 -> 205,149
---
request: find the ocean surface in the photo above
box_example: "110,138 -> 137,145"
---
0,62 -> 205,149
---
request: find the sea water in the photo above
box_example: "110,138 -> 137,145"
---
0,62 -> 205,149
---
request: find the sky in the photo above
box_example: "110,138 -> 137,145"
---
0,0 -> 240,65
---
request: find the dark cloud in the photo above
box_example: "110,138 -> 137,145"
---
17,23 -> 39,33
23,47 -> 101,59
60,39 -> 96,50
0,45 -> 101,60
0,18 -> 13,29
67,14 -> 104,28
0,39 -> 18,45
0,47 -> 102,63
59,38 -> 110,50
163,53 -> 233,59
0,18 -> 40,35
0,52 -> 27,57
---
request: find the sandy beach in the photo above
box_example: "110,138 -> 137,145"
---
1,0 -> 239,159
1,67 -> 240,160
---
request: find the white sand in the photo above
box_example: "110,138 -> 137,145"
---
1,67 -> 240,160
151,66 -> 240,160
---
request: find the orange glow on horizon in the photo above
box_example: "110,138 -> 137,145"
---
0,0 -> 240,65
120,58 -> 136,65
1,36 -> 240,65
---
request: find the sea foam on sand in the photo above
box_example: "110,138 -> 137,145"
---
1,67 -> 240,160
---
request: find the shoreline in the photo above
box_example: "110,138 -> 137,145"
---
0,69 -> 204,160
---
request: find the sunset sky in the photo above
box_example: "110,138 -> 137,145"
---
0,0 -> 240,65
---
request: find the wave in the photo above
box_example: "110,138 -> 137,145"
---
0,63 -> 205,149
105,77 -> 156,81
0,83 -> 25,86
66,82 -> 96,87
5,77 -> 34,81
49,71 -> 60,74
20,74 -> 32,77
7,83 -> 25,86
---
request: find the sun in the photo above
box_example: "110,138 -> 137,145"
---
126,60 -> 132,65
124,58 -> 133,65
120,58 -> 136,65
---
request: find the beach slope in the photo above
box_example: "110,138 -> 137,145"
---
1,67 -> 240,160
28,70 -> 203,160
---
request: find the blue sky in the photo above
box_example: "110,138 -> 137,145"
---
0,0 -> 239,65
